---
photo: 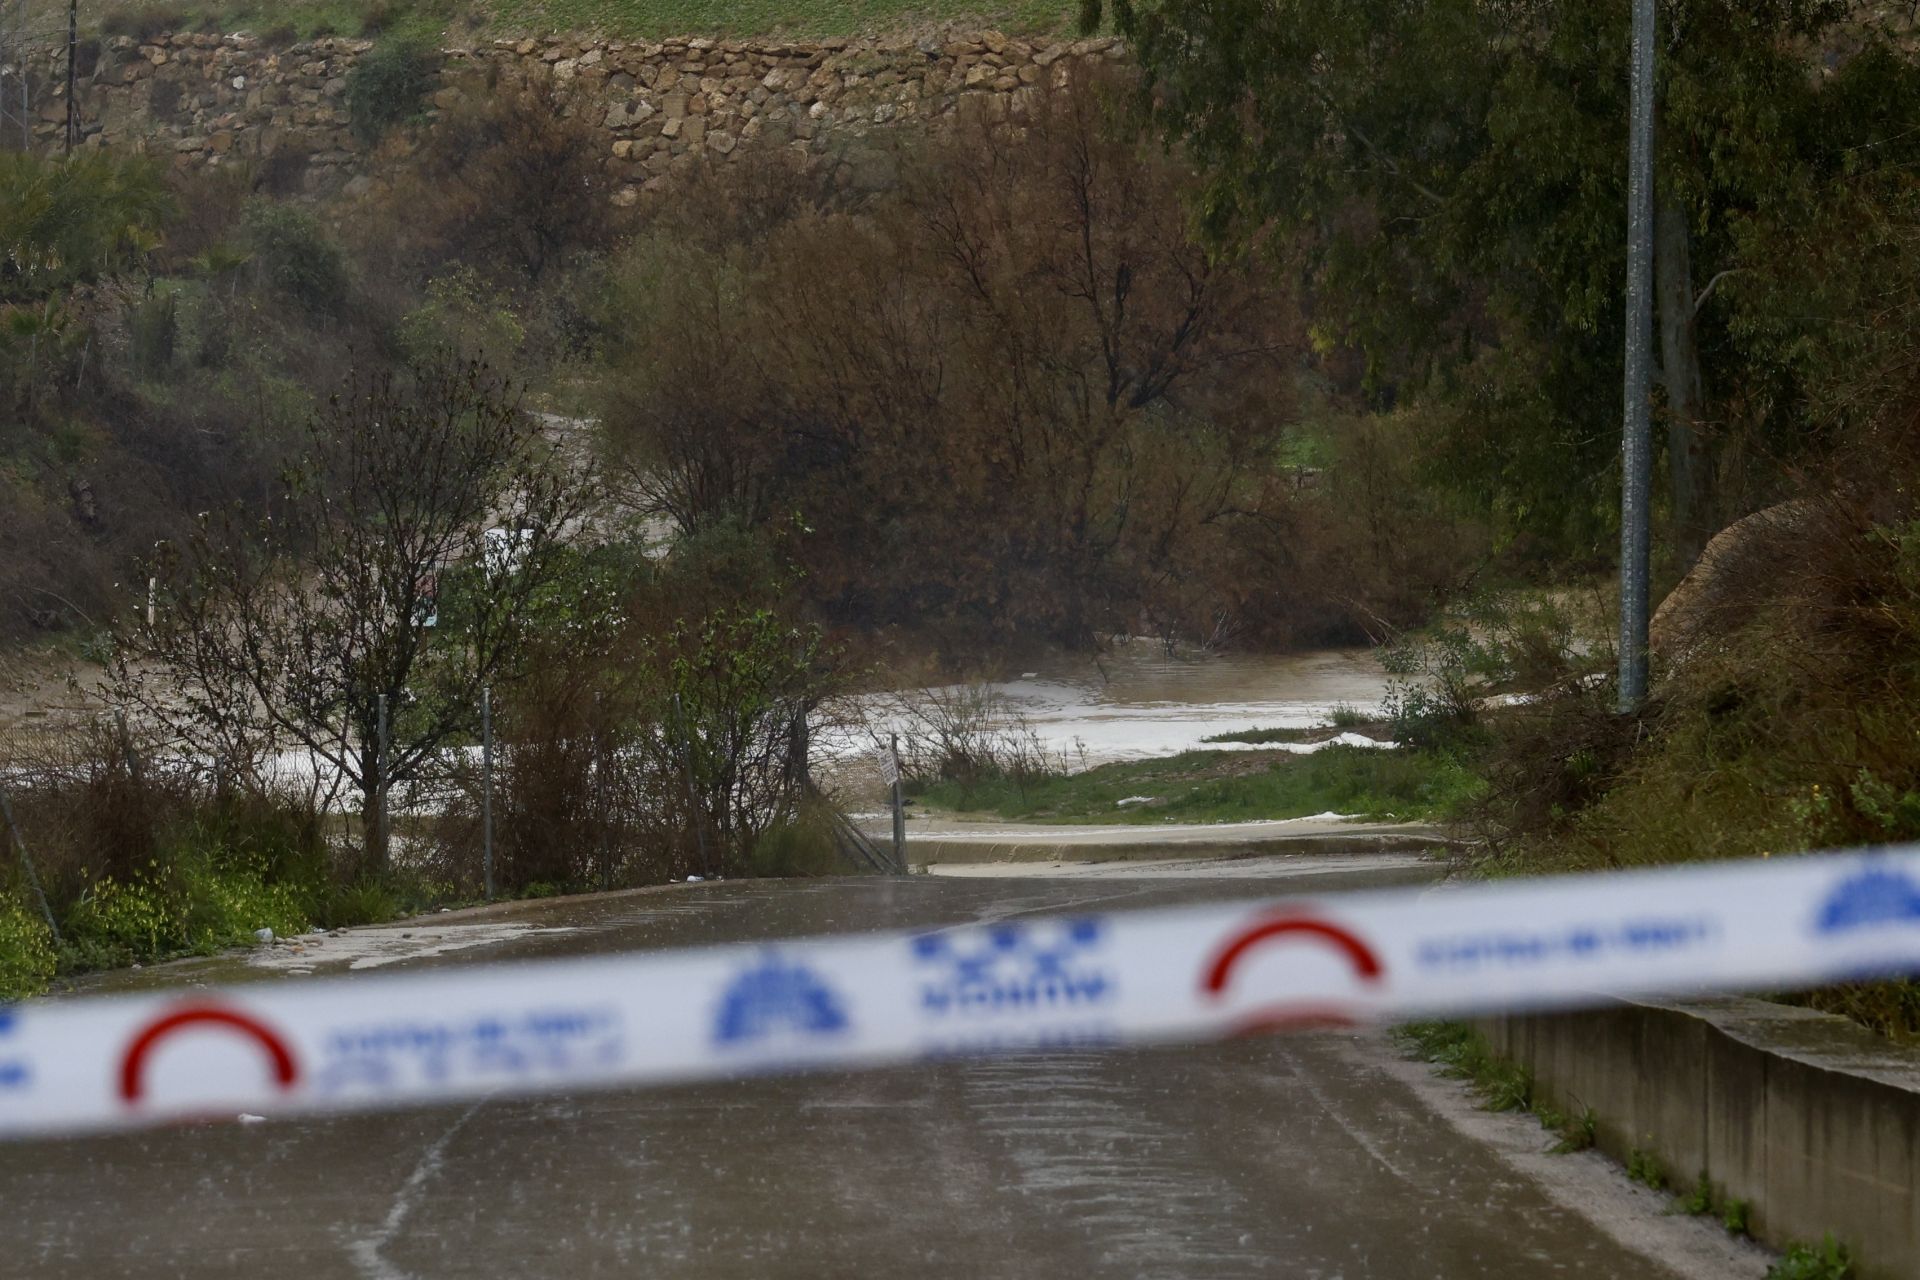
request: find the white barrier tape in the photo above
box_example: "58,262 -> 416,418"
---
5,848 -> 1920,1140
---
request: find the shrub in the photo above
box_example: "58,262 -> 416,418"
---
241,199 -> 347,315
345,36 -> 436,146
0,898 -> 56,999
395,265 -> 524,366
98,5 -> 185,40
749,800 -> 846,878
377,69 -> 618,283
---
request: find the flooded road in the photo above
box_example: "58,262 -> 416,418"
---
2,858 -> 1765,1279
838,645 -> 1396,770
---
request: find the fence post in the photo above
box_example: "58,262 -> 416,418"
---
889,733 -> 907,874
0,787 -> 60,944
481,686 -> 494,902
376,692 -> 389,872
594,692 -> 611,892
676,693 -> 711,880
114,710 -> 147,795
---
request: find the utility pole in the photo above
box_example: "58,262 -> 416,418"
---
1618,0 -> 1656,714
62,0 -> 75,153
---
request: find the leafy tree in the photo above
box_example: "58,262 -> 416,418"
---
1083,0 -> 1920,563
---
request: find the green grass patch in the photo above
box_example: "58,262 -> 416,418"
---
909,744 -> 1477,825
1201,726 -> 1323,745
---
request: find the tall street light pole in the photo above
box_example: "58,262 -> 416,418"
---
1618,0 -> 1656,713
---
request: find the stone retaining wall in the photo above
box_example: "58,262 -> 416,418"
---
13,28 -> 1128,199
1480,996 -> 1920,1278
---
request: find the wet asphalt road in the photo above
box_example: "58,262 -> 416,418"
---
2,861 -> 1740,1279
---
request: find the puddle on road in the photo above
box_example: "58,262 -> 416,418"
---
248,921 -> 576,972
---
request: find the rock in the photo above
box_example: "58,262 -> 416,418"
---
253,927 -> 275,944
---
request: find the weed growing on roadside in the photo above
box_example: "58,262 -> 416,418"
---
1394,1021 -> 1532,1112
1682,1171 -> 1716,1215
1550,1106 -> 1597,1154
1626,1147 -> 1668,1191
1768,1235 -> 1852,1280
1723,1198 -> 1752,1237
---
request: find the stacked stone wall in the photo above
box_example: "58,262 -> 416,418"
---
14,29 -> 1128,200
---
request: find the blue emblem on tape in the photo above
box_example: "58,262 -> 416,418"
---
0,1005 -> 27,1094
911,918 -> 1112,1016
712,956 -> 850,1047
1814,865 -> 1920,935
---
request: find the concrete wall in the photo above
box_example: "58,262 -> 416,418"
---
1480,997 -> 1920,1278
13,28 -> 1128,199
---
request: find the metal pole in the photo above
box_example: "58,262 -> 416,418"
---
0,787 -> 60,944
376,692 -> 389,871
481,686 -> 494,901
889,733 -> 907,874
1618,0 -> 1656,714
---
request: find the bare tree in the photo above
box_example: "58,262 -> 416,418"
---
111,357 -> 596,871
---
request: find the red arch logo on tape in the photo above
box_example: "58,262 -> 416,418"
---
119,1003 -> 300,1104
1201,911 -> 1386,1032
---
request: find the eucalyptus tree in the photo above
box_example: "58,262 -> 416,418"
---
1083,0 -> 1920,563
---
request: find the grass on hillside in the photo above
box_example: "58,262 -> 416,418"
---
906,744 -> 1479,825
90,0 -> 1085,42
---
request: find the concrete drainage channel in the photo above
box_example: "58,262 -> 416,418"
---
1478,996 -> 1920,1279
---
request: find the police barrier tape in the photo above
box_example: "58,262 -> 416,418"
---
5,848 -> 1920,1140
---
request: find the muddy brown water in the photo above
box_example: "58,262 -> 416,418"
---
0,857 -> 1764,1279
